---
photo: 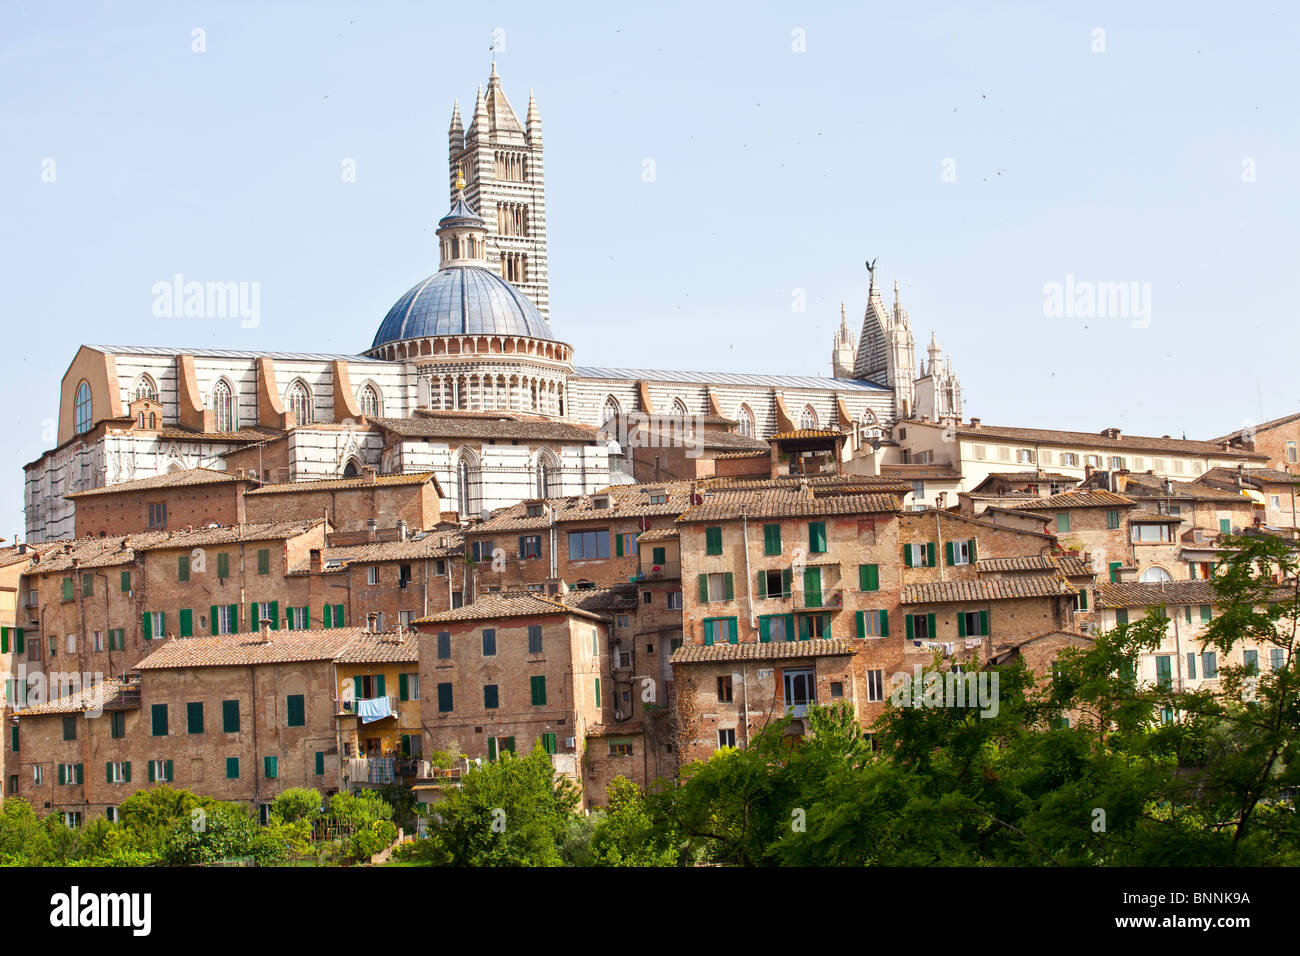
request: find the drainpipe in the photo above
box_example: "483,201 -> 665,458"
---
249,665 -> 260,810
1173,609 -> 1184,692
741,663 -> 750,748
935,511 -> 945,582
741,513 -> 755,628
549,504 -> 558,580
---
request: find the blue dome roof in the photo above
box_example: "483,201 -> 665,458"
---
371,266 -> 555,349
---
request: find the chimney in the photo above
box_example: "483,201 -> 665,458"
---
258,615 -> 273,644
365,611 -> 378,632
969,418 -> 981,428
309,548 -> 322,573
396,519 -> 408,542
361,465 -> 377,485
366,518 -> 378,542
1101,427 -> 1122,439
236,468 -> 245,478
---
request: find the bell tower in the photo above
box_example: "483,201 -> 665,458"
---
448,62 -> 550,320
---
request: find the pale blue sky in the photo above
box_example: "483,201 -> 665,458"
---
2,1 -> 1298,539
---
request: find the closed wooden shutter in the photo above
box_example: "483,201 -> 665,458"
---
698,575 -> 710,603
179,609 -> 193,637
879,610 -> 890,637
723,573 -> 734,600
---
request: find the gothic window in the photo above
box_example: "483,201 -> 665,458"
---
737,404 -> 755,438
212,380 -> 235,432
359,384 -> 381,419
287,381 -> 313,425
132,375 -> 158,402
73,381 -> 92,435
799,406 -> 819,430
671,398 -> 689,419
601,396 -> 621,427
456,450 -> 481,517
343,458 -> 361,479
535,450 -> 558,499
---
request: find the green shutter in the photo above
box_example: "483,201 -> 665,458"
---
268,600 -> 279,630
179,609 -> 193,637
123,761 -> 130,782
438,683 -> 453,712
531,675 -> 547,706
178,556 -> 189,581
106,762 -> 113,784
706,527 -> 722,555
928,613 -> 936,637
926,543 -> 935,567
1,628 -> 7,654
542,733 -> 557,754
223,699 -> 240,732
217,553 -> 229,578
703,620 -> 714,645
227,757 -> 239,779
487,737 -> 497,762
62,577 -> 73,600
147,762 -> 155,783
315,751 -> 325,775
698,574 -> 710,604
723,572 -> 734,600
164,760 -> 173,782
906,615 -> 915,640
968,539 -> 977,563
1057,513 -> 1070,532
399,673 -> 409,701
323,605 -> 333,628
945,542 -> 955,566
615,533 -> 623,557
957,613 -> 967,638
860,564 -> 879,592
14,628 -> 22,653
228,604 -> 239,633
1116,608 -> 1128,626
756,571 -> 767,598
809,522 -> 827,553
120,571 -> 131,593
210,605 -> 219,635
1200,605 -> 1211,622
727,618 -> 738,644
879,610 -> 890,637
258,548 -> 270,574
652,546 -> 666,564
264,756 -> 277,779
375,674 -> 385,697
855,611 -> 865,638
764,523 -> 781,555
781,569 -> 792,596
334,604 -> 344,627
142,612 -> 151,641
594,678 -> 601,707
979,610 -> 989,636
151,703 -> 168,736
187,701 -> 204,734
287,695 -> 305,727
903,545 -> 913,568
759,617 -> 771,642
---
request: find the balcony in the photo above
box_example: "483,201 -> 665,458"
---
795,588 -> 843,611
637,560 -> 681,581
347,756 -> 424,786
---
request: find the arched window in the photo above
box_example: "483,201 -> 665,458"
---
359,384 -> 381,419
138,412 -> 145,428
671,398 -> 689,419
737,404 -> 755,438
600,395 -> 621,427
73,381 -> 92,435
343,458 -> 361,479
535,450 -> 558,499
799,405 -> 819,430
1139,566 -> 1173,584
287,381 -> 313,425
212,380 -> 235,432
132,375 -> 158,402
148,413 -> 156,429
456,450 -> 481,518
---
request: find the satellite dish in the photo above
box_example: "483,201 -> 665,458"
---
639,516 -> 651,532
690,493 -> 703,506
480,509 -> 492,521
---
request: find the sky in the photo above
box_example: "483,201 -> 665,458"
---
1,1 -> 1298,539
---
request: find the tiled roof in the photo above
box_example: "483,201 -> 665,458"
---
471,482 -> 696,533
898,507 -> 1057,540
1211,411 -> 1300,444
953,423 -> 1267,459
1095,581 -> 1222,608
636,527 -> 679,542
13,676 -> 140,718
699,432 -> 771,452
711,475 -> 914,494
566,584 -> 640,613
769,429 -> 846,441
572,367 -> 890,392
159,425 -> 282,443
979,471 -> 1079,483
1055,555 -> 1094,577
0,545 -> 41,569
372,414 -> 598,443
1117,473 -> 1248,501
677,489 -> 899,522
670,638 -> 855,664
712,450 -> 769,460
1010,489 -> 1136,511
136,628 -> 360,669
66,467 -> 250,499
976,555 -> 1057,573
901,577 -> 1076,604
1197,467 -> 1300,487
247,472 -> 443,495
413,591 -> 609,625
31,520 -> 327,574
289,532 -> 463,572
333,632 -> 420,664
1129,510 -> 1183,523
879,466 -> 964,481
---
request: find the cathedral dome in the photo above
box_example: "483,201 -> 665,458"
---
370,171 -> 556,350
371,266 -> 555,348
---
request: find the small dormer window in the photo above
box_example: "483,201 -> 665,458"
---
525,503 -> 544,518
592,495 -> 611,510
648,493 -> 667,505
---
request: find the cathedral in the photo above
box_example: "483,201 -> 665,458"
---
24,65 -> 963,542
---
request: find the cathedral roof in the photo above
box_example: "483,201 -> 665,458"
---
371,266 -> 556,347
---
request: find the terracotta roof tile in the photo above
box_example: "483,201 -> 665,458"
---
678,489 -> 899,523
135,628 -> 360,669
333,632 -> 420,664
1095,581 -> 1223,608
247,472 -> 443,495
413,590 -> 609,625
1010,489 -> 1136,511
954,423 -> 1268,459
669,638 -> 855,664
901,577 -> 1076,604
66,467 -> 250,499
13,676 -> 141,718
1118,474 -> 1251,503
